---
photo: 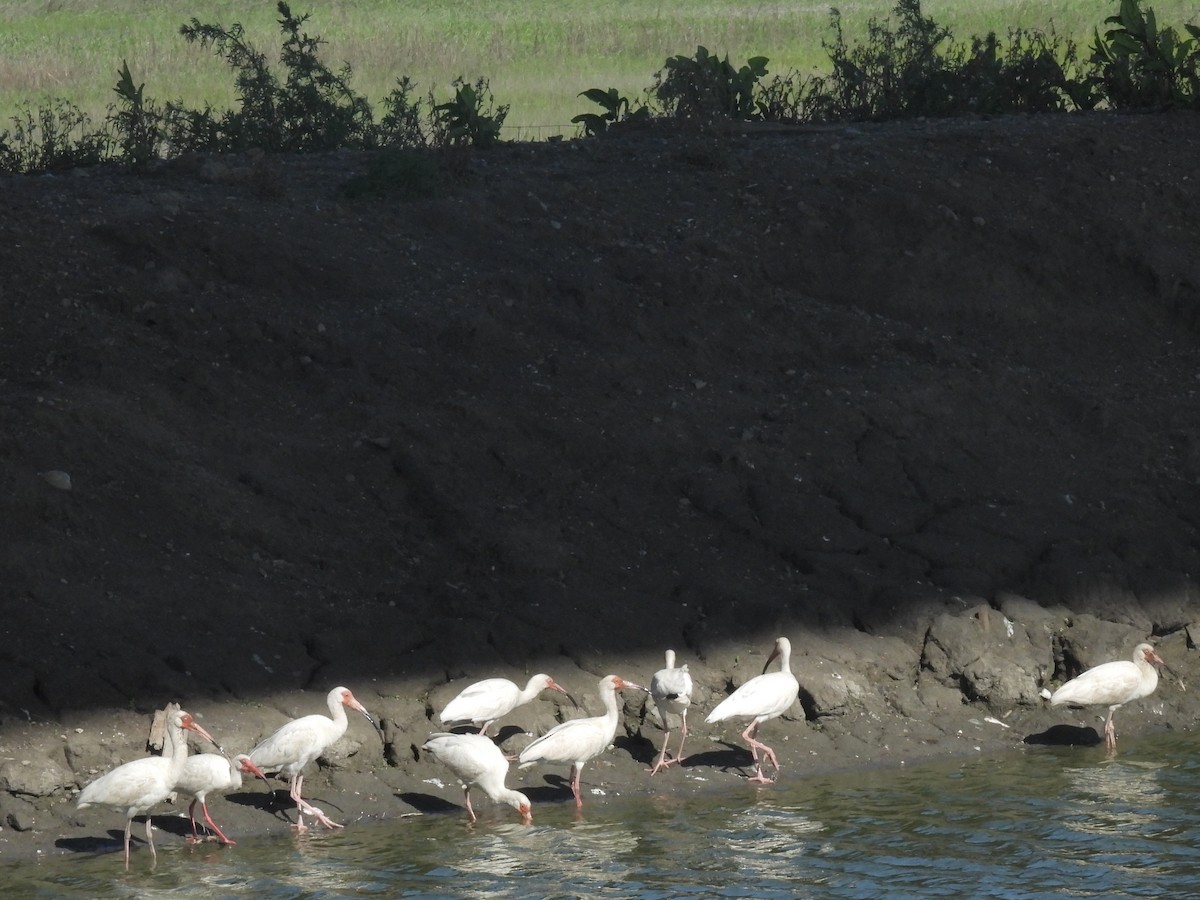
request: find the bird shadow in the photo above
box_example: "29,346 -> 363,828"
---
54,814 -> 191,857
683,740 -> 757,772
225,787 -> 345,825
522,774 -> 575,804
614,734 -> 658,767
146,814 -> 194,839
493,725 -> 527,745
396,791 -> 460,815
1024,724 -> 1103,746
55,831 -> 127,855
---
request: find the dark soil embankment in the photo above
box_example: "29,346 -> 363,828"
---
1,111 -> 1200,860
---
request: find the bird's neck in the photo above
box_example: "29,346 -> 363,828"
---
165,723 -> 189,777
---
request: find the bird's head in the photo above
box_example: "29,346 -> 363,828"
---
336,687 -> 378,727
177,712 -> 221,752
237,754 -> 271,784
511,792 -> 533,824
546,677 -> 581,710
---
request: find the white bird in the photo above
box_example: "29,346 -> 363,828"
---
173,753 -> 268,845
439,674 -> 577,735
518,674 -> 646,809
248,686 -> 376,830
1045,642 -> 1169,751
422,732 -> 533,824
76,709 -> 220,868
705,636 -> 800,784
647,649 -> 693,776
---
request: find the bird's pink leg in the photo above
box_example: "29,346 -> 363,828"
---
199,800 -> 235,845
675,712 -> 689,765
741,721 -> 779,784
186,799 -> 202,843
290,774 -> 342,830
571,765 -> 584,809
145,816 -> 157,863
123,818 -> 133,870
1104,711 -> 1118,751
647,731 -> 674,775
463,787 -> 478,823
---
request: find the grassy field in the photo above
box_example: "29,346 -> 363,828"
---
1,0 -> 1197,138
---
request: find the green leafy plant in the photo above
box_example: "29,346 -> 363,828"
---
177,1 -> 379,152
432,77 -> 508,148
1090,0 -> 1200,108
655,45 -> 771,120
571,88 -> 647,136
112,61 -> 163,170
0,100 -> 110,174
805,0 -> 1087,120
378,76 -> 429,148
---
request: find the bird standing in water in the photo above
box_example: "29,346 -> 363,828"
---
1044,642 -> 1171,751
248,686 -> 376,830
77,708 -> 221,868
519,674 -> 646,809
422,732 -> 533,824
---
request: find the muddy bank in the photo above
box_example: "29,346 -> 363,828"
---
3,607 -> 1197,862
2,111 -> 1200,861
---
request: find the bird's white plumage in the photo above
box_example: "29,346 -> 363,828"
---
705,637 -> 799,783
518,674 -> 644,808
439,674 -> 570,734
76,709 -> 219,868
706,637 -> 799,727
1048,642 -> 1165,749
422,732 -> 531,823
648,649 -> 693,775
249,686 -> 374,829
173,753 -> 266,844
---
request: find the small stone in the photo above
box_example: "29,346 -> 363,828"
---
40,470 -> 72,490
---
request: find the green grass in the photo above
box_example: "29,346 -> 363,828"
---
2,0 -> 1197,138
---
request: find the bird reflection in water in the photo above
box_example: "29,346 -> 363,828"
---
1062,759 -> 1166,837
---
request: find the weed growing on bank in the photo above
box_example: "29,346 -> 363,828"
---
0,0 -> 1196,175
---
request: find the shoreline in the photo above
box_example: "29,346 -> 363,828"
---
2,619 -> 1191,865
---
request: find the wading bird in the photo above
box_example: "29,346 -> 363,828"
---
422,732 -> 533,824
76,709 -> 221,868
173,752 -> 268,845
647,649 -> 693,776
518,674 -> 645,809
248,686 -> 376,830
1043,642 -> 1171,751
439,674 -> 577,735
705,637 -> 800,784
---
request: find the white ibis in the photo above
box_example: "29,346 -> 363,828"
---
705,636 -> 800,784
76,709 -> 220,868
518,674 -> 645,809
248,686 -> 375,830
647,649 -> 693,776
422,732 -> 533,824
1044,642 -> 1169,750
439,674 -> 577,735
173,753 -> 268,845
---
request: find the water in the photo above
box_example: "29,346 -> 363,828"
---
9,732 -> 1200,898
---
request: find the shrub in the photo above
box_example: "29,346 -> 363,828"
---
431,78 -> 508,148
0,100 -> 110,174
655,46 -> 771,120
1090,0 -> 1200,109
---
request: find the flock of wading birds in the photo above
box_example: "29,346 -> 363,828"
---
74,636 -> 1174,868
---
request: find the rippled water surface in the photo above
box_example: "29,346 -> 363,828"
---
9,731 -> 1200,898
